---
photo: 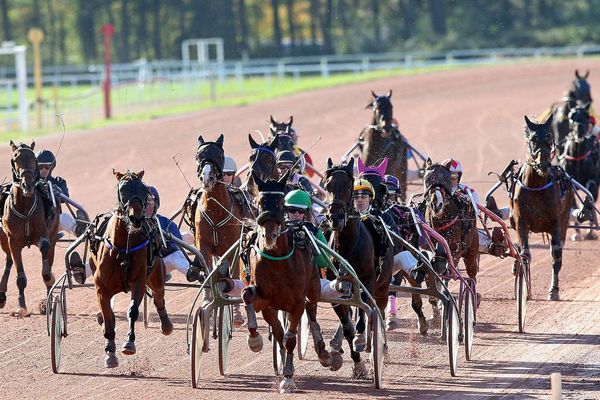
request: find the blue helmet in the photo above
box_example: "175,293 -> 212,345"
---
147,186 -> 160,209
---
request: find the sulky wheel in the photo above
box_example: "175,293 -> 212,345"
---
516,258 -> 529,333
463,286 -> 475,361
50,298 -> 64,374
446,300 -> 460,377
218,305 -> 233,375
272,311 -> 287,376
370,310 -> 385,389
190,307 -> 209,388
297,309 -> 310,360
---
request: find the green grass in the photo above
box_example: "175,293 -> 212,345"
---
0,59 -> 553,140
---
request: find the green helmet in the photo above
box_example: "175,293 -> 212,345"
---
284,189 -> 312,210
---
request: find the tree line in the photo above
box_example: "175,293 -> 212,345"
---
0,0 -> 597,66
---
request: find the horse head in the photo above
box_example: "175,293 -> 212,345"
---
568,70 -> 592,105
9,140 -> 37,198
113,169 -> 147,229
324,157 -> 355,231
524,115 -> 555,175
248,133 -> 278,183
568,102 -> 591,141
367,90 -> 395,136
253,169 -> 290,248
357,157 -> 388,209
423,158 -> 453,216
196,133 -> 225,192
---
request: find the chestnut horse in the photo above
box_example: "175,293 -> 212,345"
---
512,116 -> 574,300
90,170 -> 173,368
0,141 -> 59,318
360,91 -> 408,200
421,159 -> 479,302
242,170 -> 341,393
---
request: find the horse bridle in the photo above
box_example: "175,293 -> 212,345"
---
116,175 -> 148,228
11,148 -> 38,193
326,169 -> 355,229
525,132 -> 555,171
249,145 -> 276,180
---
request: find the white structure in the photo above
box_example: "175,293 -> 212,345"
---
181,38 -> 224,66
0,42 -> 28,131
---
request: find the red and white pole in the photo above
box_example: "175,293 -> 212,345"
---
101,23 -> 114,119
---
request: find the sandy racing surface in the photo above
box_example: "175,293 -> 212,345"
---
1,59 -> 600,399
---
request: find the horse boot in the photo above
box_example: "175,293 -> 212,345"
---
69,251 -> 87,285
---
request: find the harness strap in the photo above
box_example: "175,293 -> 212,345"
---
252,241 -> 295,261
435,215 -> 459,231
516,180 -> 554,191
104,238 -> 149,254
563,150 -> 592,161
8,191 -> 38,240
200,198 -> 234,247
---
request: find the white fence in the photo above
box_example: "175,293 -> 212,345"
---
1,44 -> 599,132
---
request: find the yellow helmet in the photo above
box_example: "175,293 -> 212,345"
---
353,178 -> 375,198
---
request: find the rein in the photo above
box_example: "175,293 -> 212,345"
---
563,150 -> 592,161
253,240 -> 295,261
8,189 -> 39,241
104,237 -> 149,254
434,215 -> 459,231
516,180 -> 554,191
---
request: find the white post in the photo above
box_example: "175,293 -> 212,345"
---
550,372 -> 562,400
15,48 -> 28,131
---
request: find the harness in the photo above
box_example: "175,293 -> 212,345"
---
8,189 -> 39,245
563,150 -> 592,161
199,198 -> 234,247
252,240 -> 295,261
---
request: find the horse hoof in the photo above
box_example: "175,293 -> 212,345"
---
121,341 -> 136,355
233,307 -> 245,328
418,316 -> 429,335
352,360 -> 370,380
329,337 -> 342,352
96,313 -> 104,326
38,299 -> 47,315
43,273 -> 55,287
247,333 -> 263,353
476,293 -> 482,308
353,332 -> 366,353
105,352 -> 119,368
571,233 -> 582,242
386,315 -> 401,331
12,308 -> 31,318
0,293 -> 6,308
585,232 -> 598,241
160,319 -> 174,336
547,289 -> 560,301
279,377 -> 297,393
329,351 -> 343,371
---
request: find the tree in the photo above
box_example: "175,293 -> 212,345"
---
0,0 -> 11,41
152,0 -> 162,59
400,0 -> 417,39
237,0 -> 249,56
118,0 -> 130,62
285,0 -> 295,54
271,0 -> 282,54
76,0 -> 98,62
372,0 -> 381,44
321,0 -> 333,53
429,0 -> 446,35
135,0 -> 148,58
309,0 -> 319,47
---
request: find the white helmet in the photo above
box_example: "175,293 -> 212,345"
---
442,158 -> 463,175
223,156 -> 237,173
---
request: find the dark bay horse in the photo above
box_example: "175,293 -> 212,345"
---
324,158 -> 393,378
90,170 -> 173,368
0,141 -> 59,318
560,104 -> 599,240
512,116 -> 574,301
550,70 -> 593,153
360,90 -> 408,200
421,159 -> 480,303
242,170 -> 341,393
243,133 -> 279,197
269,115 -> 294,151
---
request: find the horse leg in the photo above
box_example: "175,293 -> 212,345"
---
411,292 -> 429,335
330,303 -> 368,378
9,242 -> 29,318
149,260 -> 173,335
242,285 -> 263,352
38,236 -> 55,288
266,306 -> 299,393
98,290 -> 118,368
122,281 -> 145,355
548,225 -> 564,301
464,251 -> 481,307
0,239 -> 12,309
304,301 -> 343,372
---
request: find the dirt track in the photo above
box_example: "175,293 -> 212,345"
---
1,59 -> 600,400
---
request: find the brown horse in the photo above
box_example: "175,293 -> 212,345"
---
89,170 -> 173,368
360,90 -> 409,200
422,159 -> 479,302
0,141 -> 59,318
242,170 -> 341,393
191,134 -> 252,323
511,115 -> 574,301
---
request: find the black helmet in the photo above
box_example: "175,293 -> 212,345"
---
36,149 -> 56,170
276,150 -> 296,165
147,186 -> 160,210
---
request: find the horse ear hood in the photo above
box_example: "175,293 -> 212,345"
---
543,114 -> 553,129
197,135 -> 205,145
113,169 -> 124,180
524,115 -> 537,132
30,141 -> 35,151
248,133 -> 259,149
287,116 -> 293,126
215,134 -> 224,147
9,140 -> 17,152
357,157 -> 366,174
327,157 -> 334,170
136,170 -> 145,179
387,90 -> 392,98
269,135 -> 279,151
346,157 -> 354,174
377,158 -> 388,176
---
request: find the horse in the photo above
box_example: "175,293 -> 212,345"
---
241,170 -> 342,393
360,90 -> 409,201
269,115 -> 295,153
324,158 -> 393,378
560,104 -> 599,240
0,141 -> 59,318
191,134 -> 253,323
421,159 -> 480,304
89,170 -> 173,368
511,115 -> 574,301
550,70 -> 593,153
243,133 -> 279,197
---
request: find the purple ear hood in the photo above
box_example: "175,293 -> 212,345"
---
357,157 -> 388,177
